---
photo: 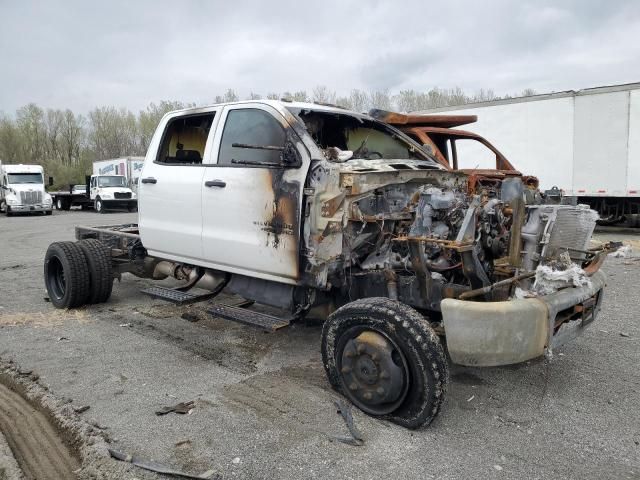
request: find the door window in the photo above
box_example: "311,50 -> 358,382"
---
454,139 -> 498,170
156,113 -> 215,165
218,109 -> 286,167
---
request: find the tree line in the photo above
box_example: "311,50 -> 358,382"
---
0,86 -> 535,187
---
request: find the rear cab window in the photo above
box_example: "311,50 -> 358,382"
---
156,113 -> 215,165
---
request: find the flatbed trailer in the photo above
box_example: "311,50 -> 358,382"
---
50,189 -> 93,211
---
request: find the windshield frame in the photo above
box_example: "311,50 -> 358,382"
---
97,176 -> 126,188
7,173 -> 44,185
285,107 -> 442,168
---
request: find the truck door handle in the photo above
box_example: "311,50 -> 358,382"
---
204,180 -> 226,188
141,177 -> 157,184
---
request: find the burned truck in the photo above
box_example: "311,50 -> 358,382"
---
43,101 -> 608,428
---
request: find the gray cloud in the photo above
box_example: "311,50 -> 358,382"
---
0,0 -> 638,113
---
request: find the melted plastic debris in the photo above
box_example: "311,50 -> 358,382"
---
324,147 -> 354,162
608,244 -> 632,258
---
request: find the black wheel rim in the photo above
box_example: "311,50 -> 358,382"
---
336,326 -> 410,415
47,256 -> 66,300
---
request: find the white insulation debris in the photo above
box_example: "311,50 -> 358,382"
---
514,250 -> 592,298
608,245 -> 632,258
532,263 -> 592,295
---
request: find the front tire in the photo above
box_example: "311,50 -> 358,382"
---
44,242 -> 90,308
321,297 -> 448,429
95,197 -> 105,213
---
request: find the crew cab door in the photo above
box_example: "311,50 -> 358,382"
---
139,109 -> 220,262
201,104 -> 309,284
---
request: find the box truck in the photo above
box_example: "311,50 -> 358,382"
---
93,157 -> 145,193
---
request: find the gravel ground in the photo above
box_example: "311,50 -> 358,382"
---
0,210 -> 639,480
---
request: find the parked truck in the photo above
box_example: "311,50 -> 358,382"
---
414,82 -> 640,225
94,157 -> 145,193
0,162 -> 53,216
50,173 -> 137,212
43,101 -> 609,428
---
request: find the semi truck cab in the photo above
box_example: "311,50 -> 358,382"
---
0,163 -> 53,216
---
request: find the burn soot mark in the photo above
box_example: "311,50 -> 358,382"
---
261,169 -> 300,249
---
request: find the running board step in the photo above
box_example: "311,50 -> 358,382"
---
141,286 -> 216,305
207,303 -> 292,332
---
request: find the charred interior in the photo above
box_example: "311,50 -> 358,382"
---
293,109 -> 603,315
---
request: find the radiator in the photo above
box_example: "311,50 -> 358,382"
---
521,204 -> 599,271
545,205 -> 599,259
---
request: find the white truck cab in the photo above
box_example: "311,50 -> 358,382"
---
0,163 -> 53,216
89,174 -> 137,213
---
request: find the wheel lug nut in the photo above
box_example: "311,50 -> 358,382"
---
380,371 -> 390,379
376,387 -> 385,395
371,352 -> 379,361
363,392 -> 372,400
348,383 -> 358,391
356,344 -> 366,354
341,366 -> 351,374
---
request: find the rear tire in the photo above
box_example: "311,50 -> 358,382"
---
56,198 -> 71,210
44,242 -> 90,308
77,239 -> 113,304
321,297 -> 448,429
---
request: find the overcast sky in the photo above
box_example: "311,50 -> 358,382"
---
1,0 -> 639,113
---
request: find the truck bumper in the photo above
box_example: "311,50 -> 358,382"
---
102,199 -> 137,210
8,204 -> 53,213
441,270 -> 606,366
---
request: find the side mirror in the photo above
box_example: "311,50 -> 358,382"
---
48,176 -> 54,187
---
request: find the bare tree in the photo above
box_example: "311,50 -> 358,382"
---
292,90 -> 308,102
59,110 -> 84,165
312,85 -> 336,104
349,89 -> 369,113
16,103 -> 46,163
369,89 -> 391,110
215,89 -> 239,103
88,106 -> 138,160
0,114 -> 23,163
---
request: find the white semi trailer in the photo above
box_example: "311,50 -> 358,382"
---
416,82 -> 640,224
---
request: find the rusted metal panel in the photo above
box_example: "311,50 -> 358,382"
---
369,109 -> 478,128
